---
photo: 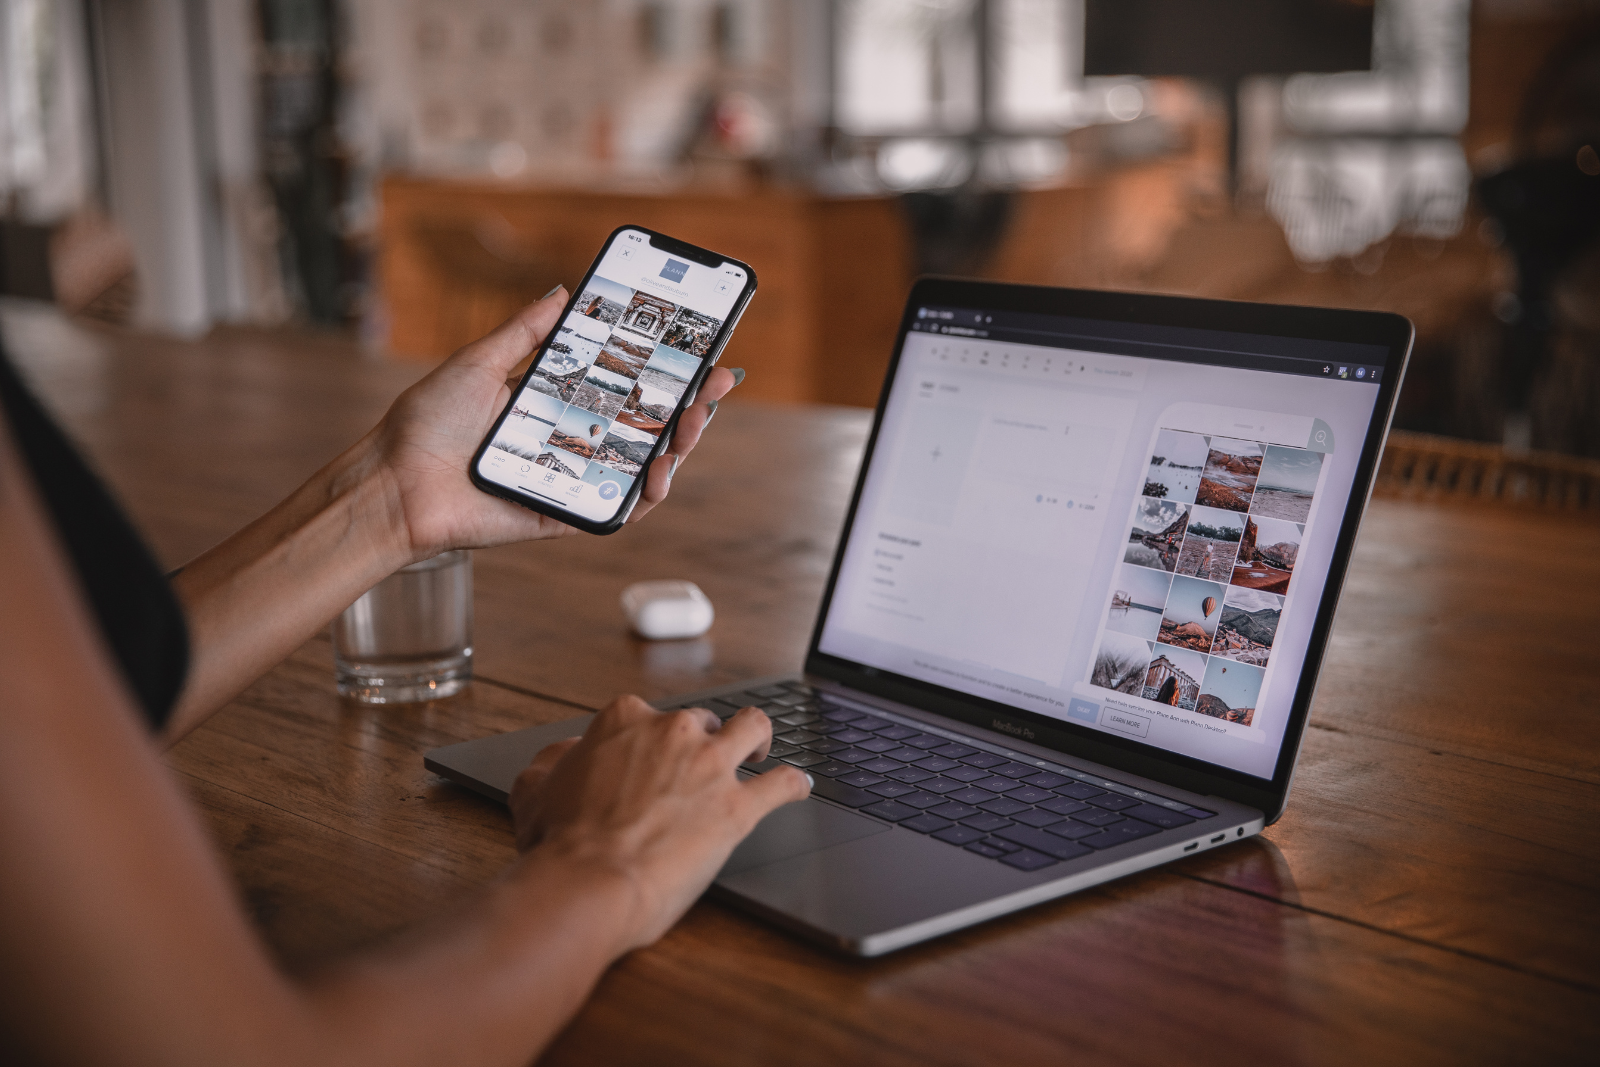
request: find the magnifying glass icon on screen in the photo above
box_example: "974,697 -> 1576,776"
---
1314,430 -> 1327,445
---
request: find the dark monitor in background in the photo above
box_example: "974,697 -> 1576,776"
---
1084,0 -> 1375,186
1083,0 -> 1374,82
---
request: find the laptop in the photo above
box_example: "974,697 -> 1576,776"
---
427,278 -> 1412,956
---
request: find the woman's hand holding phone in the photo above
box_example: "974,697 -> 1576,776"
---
370,287 -> 739,564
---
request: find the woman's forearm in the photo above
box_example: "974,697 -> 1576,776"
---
164,429 -> 412,742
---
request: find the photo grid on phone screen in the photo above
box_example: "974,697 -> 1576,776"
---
1090,427 -> 1324,728
488,271 -> 724,506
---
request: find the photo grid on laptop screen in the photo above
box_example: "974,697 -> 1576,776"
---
816,304 -> 1389,780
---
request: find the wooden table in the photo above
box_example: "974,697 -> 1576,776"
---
6,303 -> 1597,1065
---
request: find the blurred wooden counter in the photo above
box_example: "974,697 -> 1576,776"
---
10,307 -> 1596,1066
378,176 -> 913,407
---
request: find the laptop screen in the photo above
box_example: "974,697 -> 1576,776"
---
815,300 -> 1390,781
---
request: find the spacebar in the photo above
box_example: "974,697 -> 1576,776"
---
807,775 -> 879,808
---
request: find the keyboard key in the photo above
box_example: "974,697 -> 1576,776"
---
874,726 -> 921,741
930,802 -> 981,820
749,685 -> 791,699
903,734 -> 947,749
1122,804 -> 1196,829
803,738 -> 849,754
859,758 -> 904,774
1054,783 -> 1106,801
1000,849 -> 1059,872
807,776 -> 880,808
707,699 -> 745,718
1079,821 -> 1161,849
920,777 -> 966,794
913,756 -> 962,773
771,692 -> 810,707
1088,793 -> 1140,811
884,766 -> 935,784
901,813 -> 955,834
981,835 -> 1021,853
775,712 -> 818,727
1184,806 -> 1217,819
899,791 -> 949,809
863,800 -> 921,822
837,771 -> 887,788
857,737 -> 902,753
776,730 -> 822,746
1011,808 -> 1066,828
943,767 -> 992,783
780,751 -> 830,769
868,781 -> 916,798
767,742 -> 800,758
830,729 -> 873,744
994,763 -> 1038,779
946,787 -> 998,806
808,761 -> 855,778
932,743 -> 978,759
959,752 -> 1007,769
993,825 -> 1095,862
1072,809 -> 1125,827
968,776 -> 1023,794
965,841 -> 1008,859
1047,820 -> 1105,841
742,758 -> 782,773
784,683 -> 816,696
850,716 -> 891,731
1006,786 -> 1055,805
810,722 -> 855,736
821,707 -> 865,723
1039,796 -> 1090,816
1022,772 -> 1072,789
959,812 -> 1014,833
834,748 -> 878,764
977,797 -> 1031,817
880,747 -> 928,763
931,825 -> 987,846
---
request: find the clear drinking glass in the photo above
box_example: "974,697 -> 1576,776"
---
332,550 -> 473,703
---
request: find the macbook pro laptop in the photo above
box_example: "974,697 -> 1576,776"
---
427,279 -> 1412,956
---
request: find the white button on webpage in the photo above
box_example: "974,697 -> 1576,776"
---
1101,708 -> 1150,738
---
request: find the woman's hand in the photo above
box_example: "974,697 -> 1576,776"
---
508,697 -> 811,955
373,289 -> 741,562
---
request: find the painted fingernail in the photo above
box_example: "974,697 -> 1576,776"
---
542,285 -> 563,299
727,367 -> 746,387
706,399 -> 718,423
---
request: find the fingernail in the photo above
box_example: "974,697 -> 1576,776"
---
667,454 -> 681,482
542,285 -> 563,299
804,773 -> 815,789
727,367 -> 746,387
706,399 -> 718,423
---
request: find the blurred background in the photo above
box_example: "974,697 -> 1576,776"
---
1,0 -> 1598,455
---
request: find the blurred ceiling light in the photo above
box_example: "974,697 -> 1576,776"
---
877,138 -> 968,189
1105,83 -> 1144,122
488,140 -> 528,178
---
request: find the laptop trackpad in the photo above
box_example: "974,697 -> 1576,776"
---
721,798 -> 888,877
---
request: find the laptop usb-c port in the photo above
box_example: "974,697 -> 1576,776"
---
1183,842 -> 1198,852
1211,834 -> 1226,844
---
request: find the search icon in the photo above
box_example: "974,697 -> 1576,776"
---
1315,430 -> 1327,444
1308,419 -> 1335,453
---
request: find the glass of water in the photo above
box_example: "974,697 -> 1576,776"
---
333,550 -> 473,703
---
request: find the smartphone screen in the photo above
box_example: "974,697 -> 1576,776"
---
472,227 -> 753,531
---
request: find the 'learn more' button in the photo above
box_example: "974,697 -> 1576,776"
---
1101,708 -> 1150,738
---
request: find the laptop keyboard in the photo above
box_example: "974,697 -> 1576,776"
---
667,681 -> 1216,874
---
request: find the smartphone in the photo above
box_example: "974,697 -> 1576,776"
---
470,226 -> 756,534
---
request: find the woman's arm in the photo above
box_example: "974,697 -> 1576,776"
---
162,290 -> 737,742
0,411 -> 807,1066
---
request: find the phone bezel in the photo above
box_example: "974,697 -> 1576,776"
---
469,225 -> 757,535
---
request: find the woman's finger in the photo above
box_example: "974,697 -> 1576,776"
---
709,706 -> 775,766
738,765 -> 813,824
455,287 -> 567,379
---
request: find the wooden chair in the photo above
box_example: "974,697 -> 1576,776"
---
1374,430 -> 1600,511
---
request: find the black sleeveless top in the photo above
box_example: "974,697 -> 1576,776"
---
0,346 -> 189,730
